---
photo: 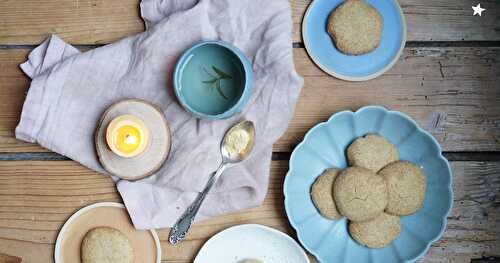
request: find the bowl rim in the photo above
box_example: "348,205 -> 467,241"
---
302,0 -> 407,81
283,105 -> 454,263
173,40 -> 253,119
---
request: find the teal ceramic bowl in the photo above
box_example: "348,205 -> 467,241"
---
284,106 -> 453,262
174,41 -> 253,119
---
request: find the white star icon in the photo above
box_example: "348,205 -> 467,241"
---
472,3 -> 485,16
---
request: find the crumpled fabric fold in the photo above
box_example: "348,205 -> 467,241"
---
16,0 -> 303,229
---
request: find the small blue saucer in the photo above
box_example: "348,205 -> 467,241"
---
302,0 -> 406,81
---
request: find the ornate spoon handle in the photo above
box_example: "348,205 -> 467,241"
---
168,163 -> 228,245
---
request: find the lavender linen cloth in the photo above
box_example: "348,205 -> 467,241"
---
16,0 -> 303,230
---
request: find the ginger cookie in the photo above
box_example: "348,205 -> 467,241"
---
347,134 -> 399,173
327,0 -> 383,55
311,168 -> 342,219
379,161 -> 427,215
333,167 -> 388,222
349,212 -> 401,248
81,227 -> 134,263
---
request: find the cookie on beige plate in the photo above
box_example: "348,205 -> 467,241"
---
347,134 -> 399,173
311,168 -> 342,219
349,212 -> 401,248
379,160 -> 427,215
327,0 -> 383,55
333,167 -> 388,221
81,227 -> 134,263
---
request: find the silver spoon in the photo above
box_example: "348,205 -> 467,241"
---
168,120 -> 256,245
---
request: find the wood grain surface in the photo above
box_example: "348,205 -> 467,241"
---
0,0 -> 499,262
291,0 -> 500,43
0,253 -> 23,263
0,160 -> 498,262
0,47 -> 499,153
0,0 -> 499,44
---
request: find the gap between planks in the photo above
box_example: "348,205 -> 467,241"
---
1,152 -> 500,162
3,41 -> 500,51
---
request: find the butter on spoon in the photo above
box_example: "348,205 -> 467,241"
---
169,120 -> 256,245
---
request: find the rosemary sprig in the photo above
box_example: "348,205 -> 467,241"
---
202,65 -> 232,100
212,66 -> 232,79
214,79 -> 228,100
202,79 -> 217,84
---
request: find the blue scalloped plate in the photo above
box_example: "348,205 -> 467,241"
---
284,106 -> 453,263
302,0 -> 406,81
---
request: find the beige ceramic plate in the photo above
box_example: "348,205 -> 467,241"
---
54,202 -> 161,263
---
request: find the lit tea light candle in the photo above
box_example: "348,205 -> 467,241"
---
106,115 -> 149,158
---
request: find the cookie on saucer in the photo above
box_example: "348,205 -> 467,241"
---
379,161 -> 427,215
333,167 -> 388,221
311,168 -> 342,219
349,212 -> 401,248
327,0 -> 383,55
81,227 -> 134,263
347,134 -> 399,172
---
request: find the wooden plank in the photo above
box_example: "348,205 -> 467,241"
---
292,0 -> 500,43
276,47 -> 500,152
0,46 -> 499,153
1,0 -> 499,45
0,49 -> 42,152
0,160 -> 498,262
0,253 -> 22,263
0,0 -> 144,45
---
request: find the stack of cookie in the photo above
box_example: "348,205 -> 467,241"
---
311,134 -> 427,248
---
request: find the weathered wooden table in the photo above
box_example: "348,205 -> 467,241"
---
0,1 -> 499,262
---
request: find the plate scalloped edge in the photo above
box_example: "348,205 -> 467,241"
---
283,105 -> 453,263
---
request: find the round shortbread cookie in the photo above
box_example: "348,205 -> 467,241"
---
347,134 -> 399,173
379,161 -> 427,215
349,212 -> 401,248
327,0 -> 383,55
311,168 -> 342,219
81,227 -> 134,263
333,167 -> 388,222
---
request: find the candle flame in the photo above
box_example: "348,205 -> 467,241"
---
124,134 -> 138,145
